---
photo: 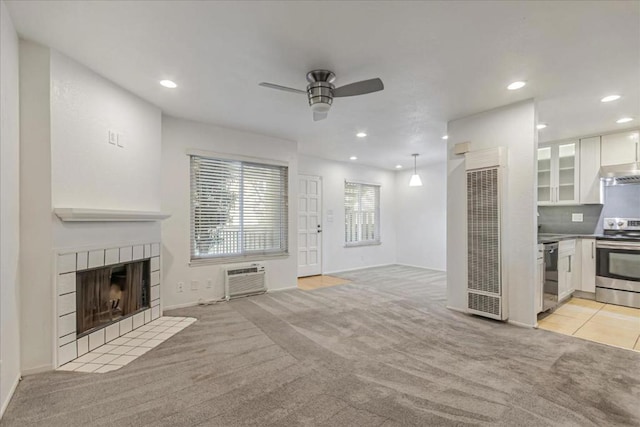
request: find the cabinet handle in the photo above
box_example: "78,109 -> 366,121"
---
592,241 -> 595,259
568,255 -> 572,273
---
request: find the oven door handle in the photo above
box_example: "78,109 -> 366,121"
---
596,241 -> 640,250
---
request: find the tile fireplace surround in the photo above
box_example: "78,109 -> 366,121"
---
55,242 -> 162,367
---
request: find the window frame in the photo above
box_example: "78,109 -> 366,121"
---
344,180 -> 381,248
188,151 -> 289,265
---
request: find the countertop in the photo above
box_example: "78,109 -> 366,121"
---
537,233 -> 595,244
537,233 -> 640,244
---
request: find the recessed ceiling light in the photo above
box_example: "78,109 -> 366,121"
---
536,124 -> 547,130
349,156 -> 358,160
442,135 -> 449,140
507,81 -> 526,90
160,80 -> 177,88
356,132 -> 367,138
601,95 -> 621,103
395,165 -> 403,169
616,117 -> 634,124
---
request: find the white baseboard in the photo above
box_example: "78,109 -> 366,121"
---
508,319 -> 536,328
573,290 -> 595,300
0,372 -> 20,419
164,285 -> 299,310
446,305 -> 468,314
163,300 -> 203,311
267,285 -> 298,293
395,263 -> 446,272
323,263 -> 394,275
20,364 -> 52,376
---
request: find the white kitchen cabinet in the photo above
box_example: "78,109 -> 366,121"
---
580,238 -> 596,293
558,240 -> 576,301
601,131 -> 639,166
579,136 -> 602,204
536,245 -> 544,314
538,141 -> 580,205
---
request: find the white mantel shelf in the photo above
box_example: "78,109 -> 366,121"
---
54,208 -> 171,222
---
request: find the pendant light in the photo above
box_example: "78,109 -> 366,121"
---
409,153 -> 423,187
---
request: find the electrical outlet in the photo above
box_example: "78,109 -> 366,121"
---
206,279 -> 213,289
572,213 -> 584,222
191,280 -> 199,291
108,129 -> 117,145
177,281 -> 184,292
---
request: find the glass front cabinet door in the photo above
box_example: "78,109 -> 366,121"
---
537,141 -> 579,205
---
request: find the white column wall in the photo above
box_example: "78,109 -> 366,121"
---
18,40 -> 54,374
1,0 -> 22,416
446,100 -> 537,327
49,48 -> 162,251
18,41 -> 163,373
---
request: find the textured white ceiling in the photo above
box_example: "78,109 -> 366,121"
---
6,0 -> 640,169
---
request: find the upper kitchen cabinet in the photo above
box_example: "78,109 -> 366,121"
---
601,130 -> 640,166
538,141 -> 579,205
579,136 -> 602,204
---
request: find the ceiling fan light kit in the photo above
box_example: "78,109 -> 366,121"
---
259,69 -> 384,121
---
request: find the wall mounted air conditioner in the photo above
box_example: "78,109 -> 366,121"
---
465,147 -> 508,320
224,263 -> 266,300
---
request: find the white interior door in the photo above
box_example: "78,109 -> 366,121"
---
298,175 -> 322,277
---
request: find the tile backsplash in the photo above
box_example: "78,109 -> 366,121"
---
538,205 -> 602,234
538,184 -> 640,234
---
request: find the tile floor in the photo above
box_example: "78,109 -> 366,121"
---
538,298 -> 640,352
297,274 -> 350,291
57,316 -> 196,373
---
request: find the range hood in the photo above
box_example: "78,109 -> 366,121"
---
600,162 -> 640,185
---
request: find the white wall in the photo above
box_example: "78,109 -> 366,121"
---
446,100 -> 537,327
1,1 -> 21,416
18,40 -> 53,374
49,48 -> 162,250
50,50 -> 161,213
18,42 -> 162,373
161,116 -> 298,309
394,163 -> 447,271
298,155 -> 397,274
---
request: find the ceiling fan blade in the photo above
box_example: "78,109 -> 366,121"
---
333,78 -> 384,97
258,82 -> 306,95
313,111 -> 328,121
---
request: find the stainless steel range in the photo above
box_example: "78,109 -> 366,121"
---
596,218 -> 640,308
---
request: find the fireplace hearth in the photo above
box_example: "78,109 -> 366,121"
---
56,242 -> 162,367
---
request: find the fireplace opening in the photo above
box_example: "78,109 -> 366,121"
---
76,260 -> 150,336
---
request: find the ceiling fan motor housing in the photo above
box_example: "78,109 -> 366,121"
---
306,70 -> 335,113
308,82 -> 333,112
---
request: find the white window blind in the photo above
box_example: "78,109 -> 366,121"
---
344,181 -> 380,246
190,155 -> 288,261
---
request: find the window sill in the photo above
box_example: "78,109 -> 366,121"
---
189,252 -> 289,267
344,242 -> 382,248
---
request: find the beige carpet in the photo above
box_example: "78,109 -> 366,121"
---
2,265 -> 639,426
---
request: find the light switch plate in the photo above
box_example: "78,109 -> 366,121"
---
572,213 -> 584,222
108,130 -> 117,145
116,133 -> 124,148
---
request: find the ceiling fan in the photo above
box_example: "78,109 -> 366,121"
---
259,70 -> 384,121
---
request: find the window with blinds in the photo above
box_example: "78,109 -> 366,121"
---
190,155 -> 288,261
344,181 -> 380,246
